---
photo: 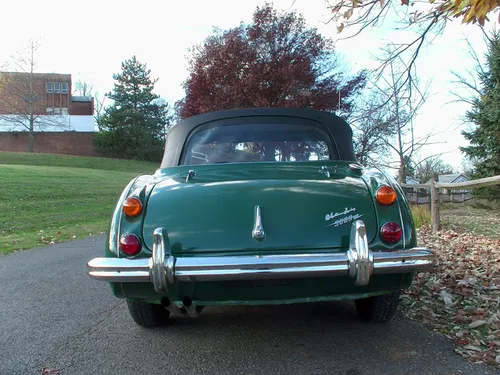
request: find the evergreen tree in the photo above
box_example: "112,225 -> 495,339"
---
94,56 -> 171,161
461,33 -> 500,199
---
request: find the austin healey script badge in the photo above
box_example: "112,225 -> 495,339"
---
325,207 -> 363,228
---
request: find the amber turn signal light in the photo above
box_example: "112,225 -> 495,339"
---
375,186 -> 397,205
122,197 -> 142,217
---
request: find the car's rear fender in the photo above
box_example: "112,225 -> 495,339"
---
105,173 -> 158,257
361,167 -> 417,249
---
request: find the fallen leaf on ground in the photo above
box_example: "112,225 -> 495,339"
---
468,320 -> 487,329
400,225 -> 500,369
42,368 -> 61,374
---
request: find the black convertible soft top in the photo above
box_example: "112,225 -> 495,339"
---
160,108 -> 356,168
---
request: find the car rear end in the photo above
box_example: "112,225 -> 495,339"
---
87,109 -> 435,325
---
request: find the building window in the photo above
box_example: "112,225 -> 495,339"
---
54,82 -> 60,93
46,82 -> 53,93
46,107 -> 67,115
61,82 -> 68,94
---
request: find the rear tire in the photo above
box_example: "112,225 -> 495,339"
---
355,290 -> 400,323
126,299 -> 170,328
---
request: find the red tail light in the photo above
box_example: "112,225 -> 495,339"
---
380,222 -> 402,244
120,234 -> 141,256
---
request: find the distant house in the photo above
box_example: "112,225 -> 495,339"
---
433,173 -> 470,184
402,173 -> 473,205
405,177 -> 420,185
399,177 -> 425,205
426,173 -> 471,193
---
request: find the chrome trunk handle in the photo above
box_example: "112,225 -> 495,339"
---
252,205 -> 266,241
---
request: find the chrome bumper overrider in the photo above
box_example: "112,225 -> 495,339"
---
87,220 -> 437,293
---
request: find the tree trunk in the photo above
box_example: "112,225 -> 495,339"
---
28,48 -> 35,153
28,131 -> 34,153
397,152 -> 405,185
28,115 -> 35,152
392,63 -> 405,186
398,162 -> 405,185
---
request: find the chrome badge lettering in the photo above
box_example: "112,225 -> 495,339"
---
325,207 -> 363,228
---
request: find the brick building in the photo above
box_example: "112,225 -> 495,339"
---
0,72 -> 94,127
0,72 -> 97,156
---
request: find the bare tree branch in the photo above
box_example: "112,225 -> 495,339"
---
74,79 -> 94,97
0,39 -> 68,151
355,57 -> 447,183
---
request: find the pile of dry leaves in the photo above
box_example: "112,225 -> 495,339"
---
400,225 -> 500,368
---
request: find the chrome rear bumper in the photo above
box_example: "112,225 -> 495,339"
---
87,220 -> 437,293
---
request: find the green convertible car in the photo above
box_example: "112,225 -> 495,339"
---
87,108 -> 436,328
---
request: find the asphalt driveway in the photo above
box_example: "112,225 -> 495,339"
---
0,237 -> 498,375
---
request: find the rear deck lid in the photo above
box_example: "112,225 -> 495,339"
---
142,163 -> 378,255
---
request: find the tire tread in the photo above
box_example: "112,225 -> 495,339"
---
126,299 -> 170,328
355,290 -> 400,323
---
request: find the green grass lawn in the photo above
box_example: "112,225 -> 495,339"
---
0,151 -> 159,173
441,206 -> 500,238
410,203 -> 500,238
0,153 -> 158,255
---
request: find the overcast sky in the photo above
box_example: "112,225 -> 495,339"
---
1,0 -> 496,170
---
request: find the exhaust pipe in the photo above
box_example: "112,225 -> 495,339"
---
182,297 -> 199,318
161,298 -> 185,316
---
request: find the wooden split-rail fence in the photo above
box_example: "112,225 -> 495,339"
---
401,175 -> 500,233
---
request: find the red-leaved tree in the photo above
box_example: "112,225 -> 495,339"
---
176,3 -> 366,119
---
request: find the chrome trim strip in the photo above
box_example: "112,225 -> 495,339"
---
396,194 -> 406,247
372,247 -> 435,273
88,270 -> 150,281
88,257 -> 150,271
88,242 -> 436,289
174,254 -> 348,282
375,167 -> 407,247
111,177 -> 139,256
87,257 -> 150,282
252,205 -> 266,241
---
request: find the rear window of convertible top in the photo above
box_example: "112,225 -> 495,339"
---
181,122 -> 336,165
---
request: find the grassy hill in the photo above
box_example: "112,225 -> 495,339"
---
0,151 -> 159,173
0,152 -> 159,255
